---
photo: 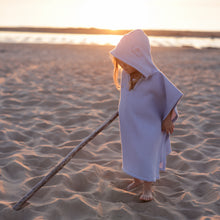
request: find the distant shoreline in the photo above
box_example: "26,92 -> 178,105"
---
0,27 -> 220,38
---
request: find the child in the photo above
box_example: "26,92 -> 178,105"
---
110,29 -> 183,202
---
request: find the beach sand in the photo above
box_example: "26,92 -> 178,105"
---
0,43 -> 219,220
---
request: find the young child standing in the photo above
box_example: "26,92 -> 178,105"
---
110,30 -> 183,202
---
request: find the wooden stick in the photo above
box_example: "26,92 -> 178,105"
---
13,111 -> 119,211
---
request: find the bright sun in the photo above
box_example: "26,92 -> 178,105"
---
75,0 -> 156,30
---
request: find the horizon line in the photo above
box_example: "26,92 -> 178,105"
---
0,26 -> 220,38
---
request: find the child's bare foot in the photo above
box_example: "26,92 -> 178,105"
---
126,178 -> 143,191
139,181 -> 153,202
140,191 -> 153,201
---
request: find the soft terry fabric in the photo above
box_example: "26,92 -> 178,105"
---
110,30 -> 183,182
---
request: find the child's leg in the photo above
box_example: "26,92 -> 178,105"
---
126,178 -> 143,190
140,181 -> 153,201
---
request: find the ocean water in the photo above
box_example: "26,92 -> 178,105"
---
0,31 -> 219,49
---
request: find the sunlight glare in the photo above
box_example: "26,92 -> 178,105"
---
1,0 -> 218,31
76,0 -> 155,30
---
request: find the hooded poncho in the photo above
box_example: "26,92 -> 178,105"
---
110,30 -> 183,182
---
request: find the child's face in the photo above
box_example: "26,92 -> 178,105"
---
117,59 -> 136,74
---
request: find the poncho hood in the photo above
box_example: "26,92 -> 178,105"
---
110,29 -> 159,78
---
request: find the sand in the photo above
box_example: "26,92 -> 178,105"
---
0,43 -> 219,220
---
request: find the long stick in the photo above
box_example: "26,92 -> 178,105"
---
13,111 -> 119,211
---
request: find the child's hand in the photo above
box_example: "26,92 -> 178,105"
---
162,114 -> 174,135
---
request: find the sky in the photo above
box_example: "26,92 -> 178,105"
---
0,0 -> 219,31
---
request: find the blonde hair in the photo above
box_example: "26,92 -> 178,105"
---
112,57 -> 121,90
112,56 -> 143,91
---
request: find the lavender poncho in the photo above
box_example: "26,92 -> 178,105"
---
110,30 -> 183,182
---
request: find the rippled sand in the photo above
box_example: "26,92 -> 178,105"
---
0,43 -> 219,219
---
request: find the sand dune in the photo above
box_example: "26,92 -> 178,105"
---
0,43 -> 219,219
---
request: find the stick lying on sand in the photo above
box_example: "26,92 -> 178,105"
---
13,111 -> 119,211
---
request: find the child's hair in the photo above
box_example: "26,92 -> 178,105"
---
112,56 -> 121,90
112,56 -> 143,91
